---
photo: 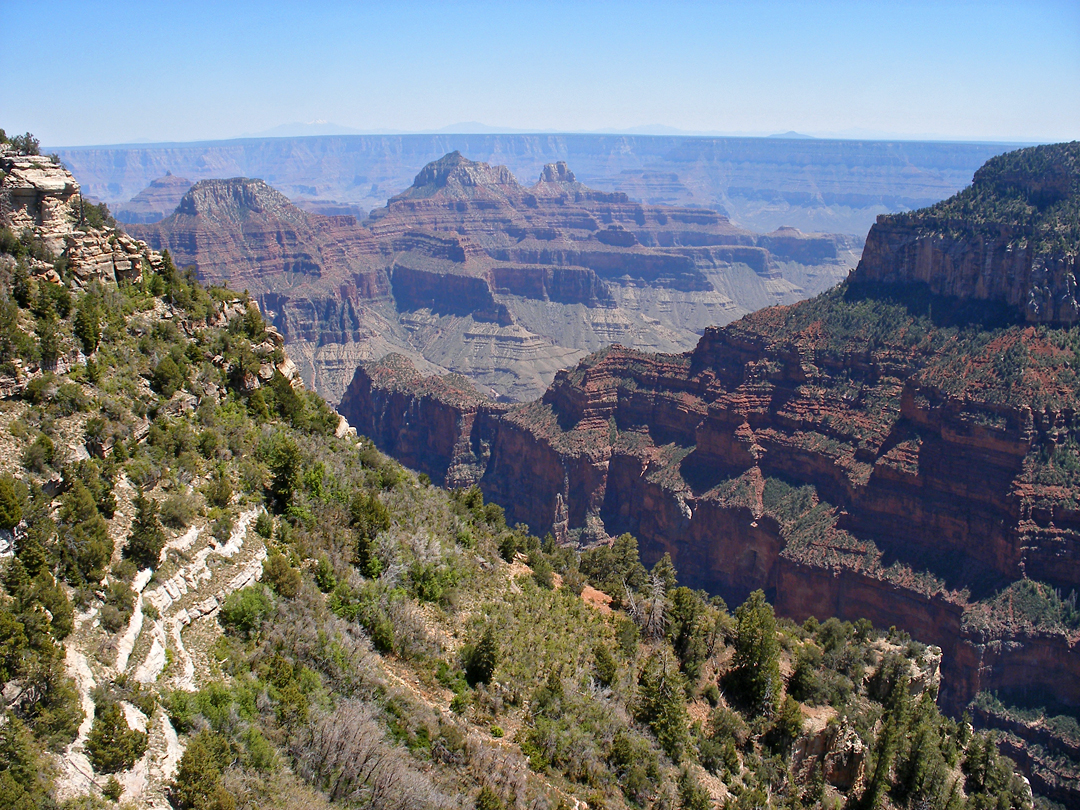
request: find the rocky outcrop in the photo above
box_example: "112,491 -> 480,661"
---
853,142 -> 1080,325
0,149 -> 160,286
132,154 -> 859,404
0,151 -> 80,253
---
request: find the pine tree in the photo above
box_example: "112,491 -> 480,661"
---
0,473 -> 21,531
73,293 -> 102,354
85,701 -> 147,774
731,590 -> 782,716
123,492 -> 165,569
635,648 -> 690,761
57,481 -> 112,584
463,626 -> 498,686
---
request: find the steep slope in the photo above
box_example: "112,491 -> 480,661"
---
132,155 -> 858,404
339,142 -> 1080,801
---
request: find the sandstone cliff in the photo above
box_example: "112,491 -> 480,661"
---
853,142 -> 1080,325
0,148 -> 161,284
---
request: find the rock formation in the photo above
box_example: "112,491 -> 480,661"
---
114,173 -> 193,224
854,142 -> 1080,324
338,142 -> 1080,798
0,148 -> 161,284
129,154 -> 858,403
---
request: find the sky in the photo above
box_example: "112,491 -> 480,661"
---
2,0 -> 1077,147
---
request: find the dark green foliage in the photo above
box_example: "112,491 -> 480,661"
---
202,465 -> 233,508
962,732 -> 1032,809
579,532 -> 648,597
263,432 -> 301,510
677,767 -> 711,810
475,785 -> 503,810
170,728 -> 236,810
65,458 -> 117,519
99,581 -> 136,632
0,607 -> 28,685
8,132 -> 40,156
0,474 -> 21,530
73,292 -> 103,354
635,648 -> 690,762
763,695 -> 804,755
34,312 -> 60,366
313,555 -> 336,592
151,353 -> 184,397
102,775 -> 122,802
593,642 -> 617,687
351,490 -> 390,577
124,492 -> 165,568
726,590 -> 782,716
22,433 -> 54,473
0,715 -> 51,808
463,626 -> 498,686
218,585 -> 272,638
85,700 -> 148,774
262,552 -> 301,598
56,480 -> 113,585
666,586 -> 710,679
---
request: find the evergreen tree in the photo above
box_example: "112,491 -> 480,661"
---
635,648 -> 690,761
0,473 -> 21,531
73,292 -> 102,354
85,701 -> 148,774
57,480 -> 113,584
463,626 -> 498,686
730,590 -> 782,716
124,492 -> 166,569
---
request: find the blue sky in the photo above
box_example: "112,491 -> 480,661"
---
3,0 -> 1077,146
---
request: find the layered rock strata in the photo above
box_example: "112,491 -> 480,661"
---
1,149 -> 160,285
131,154 -> 859,403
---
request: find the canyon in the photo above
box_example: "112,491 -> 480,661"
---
129,153 -> 860,404
338,142 -> 1080,799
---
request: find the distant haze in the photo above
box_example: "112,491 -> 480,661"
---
5,1 -> 1077,148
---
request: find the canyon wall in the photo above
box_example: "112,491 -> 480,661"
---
338,144 -> 1080,728
131,154 -> 859,404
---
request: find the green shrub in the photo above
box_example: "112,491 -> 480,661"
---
218,585 -> 272,638
23,433 -> 55,473
262,552 -> 301,598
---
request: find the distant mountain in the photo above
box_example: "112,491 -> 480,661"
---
243,120 -> 371,137
57,134 -> 1024,238
768,131 -> 815,139
114,173 -> 193,223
